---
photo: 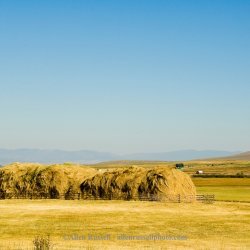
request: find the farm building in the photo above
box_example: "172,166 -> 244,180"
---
196,170 -> 203,174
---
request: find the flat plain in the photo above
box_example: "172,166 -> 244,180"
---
0,200 -> 249,250
0,160 -> 250,250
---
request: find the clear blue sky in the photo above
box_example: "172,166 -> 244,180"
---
0,1 -> 249,153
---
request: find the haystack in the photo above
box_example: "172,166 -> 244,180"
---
0,163 -> 97,199
80,166 -> 196,201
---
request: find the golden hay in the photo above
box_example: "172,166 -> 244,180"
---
0,164 -> 196,201
80,166 -> 196,201
0,163 -> 97,198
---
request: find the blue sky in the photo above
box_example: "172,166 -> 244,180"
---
0,1 -> 249,153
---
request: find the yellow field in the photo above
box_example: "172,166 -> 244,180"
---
193,178 -> 250,186
1,161 -> 250,249
0,199 -> 249,250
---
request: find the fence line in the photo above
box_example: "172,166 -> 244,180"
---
0,192 -> 215,203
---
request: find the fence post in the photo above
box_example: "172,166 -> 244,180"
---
178,194 -> 181,203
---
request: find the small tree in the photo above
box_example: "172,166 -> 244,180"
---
175,163 -> 184,169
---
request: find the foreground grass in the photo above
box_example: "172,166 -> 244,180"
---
0,199 -> 249,249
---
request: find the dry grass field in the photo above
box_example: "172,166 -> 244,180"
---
92,160 -> 250,176
0,200 -> 249,250
0,160 -> 250,249
184,161 -> 250,176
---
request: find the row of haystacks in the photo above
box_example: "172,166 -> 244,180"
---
0,163 -> 196,201
0,163 -> 97,199
80,166 -> 196,201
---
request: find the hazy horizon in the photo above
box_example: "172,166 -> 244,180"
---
0,148 -> 240,165
0,147 -> 245,155
1,1 -> 249,153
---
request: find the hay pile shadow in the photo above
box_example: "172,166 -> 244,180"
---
80,166 -> 196,201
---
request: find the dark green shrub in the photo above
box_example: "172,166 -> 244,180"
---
175,163 -> 184,169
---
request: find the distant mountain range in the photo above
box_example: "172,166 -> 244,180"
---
123,150 -> 239,161
0,149 -> 240,165
211,151 -> 250,161
0,149 -> 116,165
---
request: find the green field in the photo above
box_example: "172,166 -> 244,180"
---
193,178 -> 250,202
197,186 -> 250,202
